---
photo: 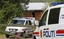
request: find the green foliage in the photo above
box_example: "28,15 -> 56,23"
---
54,0 -> 64,2
0,0 -> 29,24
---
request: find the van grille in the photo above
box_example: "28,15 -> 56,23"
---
9,29 -> 18,32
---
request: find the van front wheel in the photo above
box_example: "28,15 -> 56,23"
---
5,34 -> 9,38
33,36 -> 36,39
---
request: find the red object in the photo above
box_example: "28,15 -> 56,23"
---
16,32 -> 21,38
56,30 -> 64,34
33,32 -> 39,35
22,28 -> 27,30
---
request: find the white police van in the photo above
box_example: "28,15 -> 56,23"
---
5,17 -> 35,38
33,4 -> 64,39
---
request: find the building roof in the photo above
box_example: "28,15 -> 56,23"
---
25,2 -> 48,10
30,0 -> 43,2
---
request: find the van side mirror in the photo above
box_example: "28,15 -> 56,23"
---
35,20 -> 39,26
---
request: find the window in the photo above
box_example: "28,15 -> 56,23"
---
18,20 -> 25,24
29,20 -> 32,25
26,20 -> 32,25
48,8 -> 60,24
26,21 -> 29,25
39,10 -> 48,26
10,20 -> 25,24
10,20 -> 18,24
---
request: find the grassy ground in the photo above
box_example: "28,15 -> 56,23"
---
0,34 -> 26,39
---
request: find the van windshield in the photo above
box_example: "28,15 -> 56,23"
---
10,20 -> 25,24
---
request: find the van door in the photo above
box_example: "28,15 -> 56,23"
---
39,10 -> 48,39
39,8 -> 61,39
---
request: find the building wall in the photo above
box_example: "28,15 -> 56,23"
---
24,12 -> 33,17
34,10 -> 42,20
24,10 -> 42,20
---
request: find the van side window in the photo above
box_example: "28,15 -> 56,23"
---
39,10 -> 48,26
48,8 -> 60,24
29,20 -> 32,25
26,20 -> 32,25
26,21 -> 29,25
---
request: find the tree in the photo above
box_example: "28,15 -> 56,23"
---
0,0 -> 29,24
54,0 -> 64,2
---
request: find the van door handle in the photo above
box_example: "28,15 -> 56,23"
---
43,28 -> 49,30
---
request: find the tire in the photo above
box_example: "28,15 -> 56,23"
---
23,33 -> 26,38
23,31 -> 26,38
5,34 -> 9,38
29,34 -> 32,37
33,36 -> 36,39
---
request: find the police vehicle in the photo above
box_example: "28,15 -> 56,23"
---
33,4 -> 64,39
5,17 -> 35,38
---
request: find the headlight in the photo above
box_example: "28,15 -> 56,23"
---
22,28 -> 27,31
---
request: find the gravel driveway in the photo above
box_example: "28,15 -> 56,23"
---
0,35 -> 32,39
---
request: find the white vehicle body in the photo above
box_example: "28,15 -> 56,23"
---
33,27 -> 39,39
33,4 -> 64,39
5,17 -> 35,38
5,17 -> 35,32
5,26 -> 27,32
